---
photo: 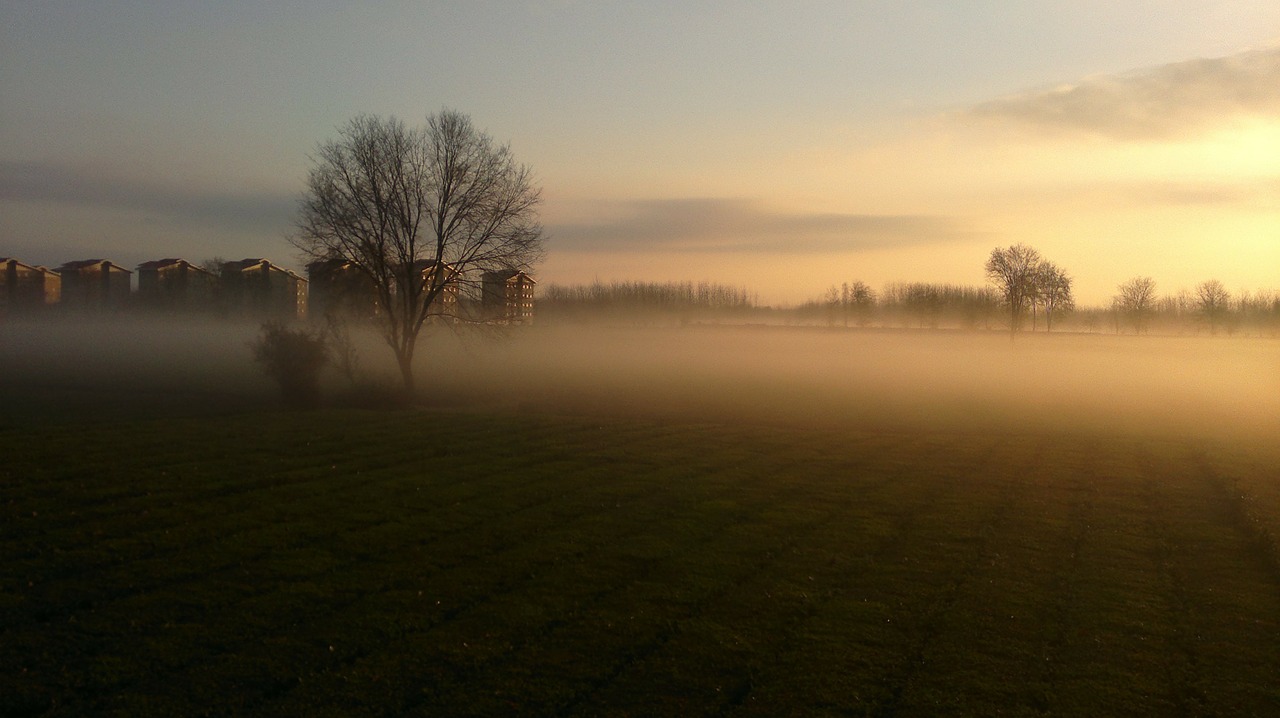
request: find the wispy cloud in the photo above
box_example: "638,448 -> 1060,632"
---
965,46 -> 1280,140
999,177 -> 1278,213
0,160 -> 295,232
548,198 -> 974,253
1121,180 -> 1264,207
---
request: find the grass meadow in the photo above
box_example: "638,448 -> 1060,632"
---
2,320 -> 1278,715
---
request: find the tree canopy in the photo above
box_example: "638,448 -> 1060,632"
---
292,110 -> 544,394
984,245 -> 1075,333
985,244 -> 1041,332
1115,276 -> 1158,334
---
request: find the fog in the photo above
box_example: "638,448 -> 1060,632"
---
2,318 -> 1276,448
427,325 -> 1280,445
0,317 -> 275,421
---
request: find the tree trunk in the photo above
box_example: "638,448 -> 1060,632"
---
395,347 -> 416,397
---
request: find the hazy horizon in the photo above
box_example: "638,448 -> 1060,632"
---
3,317 -> 1276,451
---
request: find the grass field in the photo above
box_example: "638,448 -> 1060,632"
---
3,406 -> 1279,716
2,321 -> 1278,714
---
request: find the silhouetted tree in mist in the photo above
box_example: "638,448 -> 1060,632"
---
1233,289 -> 1280,336
903,283 -> 944,328
819,281 -> 877,327
985,244 -> 1042,333
984,246 -> 1076,333
1035,261 -> 1074,332
1115,276 -> 1157,334
1195,279 -> 1231,335
292,111 -> 543,396
848,281 -> 875,326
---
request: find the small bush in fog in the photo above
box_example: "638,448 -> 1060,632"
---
250,322 -> 329,408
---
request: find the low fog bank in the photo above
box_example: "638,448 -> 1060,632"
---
3,317 -> 1276,448
423,325 -> 1280,445
0,316 -> 273,422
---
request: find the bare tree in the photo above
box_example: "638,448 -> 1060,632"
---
293,111 -> 544,395
1195,279 -> 1231,335
824,285 -> 842,326
200,257 -> 227,275
1035,261 -> 1074,332
826,281 -> 880,327
1115,276 -> 1157,334
985,244 -> 1041,333
849,280 -> 875,326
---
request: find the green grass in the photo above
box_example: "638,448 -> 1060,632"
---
2,409 -> 1278,716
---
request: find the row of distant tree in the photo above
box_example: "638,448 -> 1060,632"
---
541,281 -> 757,319
804,277 -> 1276,336
540,245 -> 1278,336
1106,276 -> 1275,335
809,244 -> 1278,335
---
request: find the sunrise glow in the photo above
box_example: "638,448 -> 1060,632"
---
2,3 -> 1277,306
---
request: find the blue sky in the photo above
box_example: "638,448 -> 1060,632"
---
3,2 -> 1279,304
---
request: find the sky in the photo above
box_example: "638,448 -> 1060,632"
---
2,1 -> 1278,306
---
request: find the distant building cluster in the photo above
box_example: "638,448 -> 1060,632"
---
1,256 -> 536,325
2,257 -> 306,320
308,260 -> 535,325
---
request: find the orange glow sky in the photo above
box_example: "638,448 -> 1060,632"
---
3,3 -> 1278,306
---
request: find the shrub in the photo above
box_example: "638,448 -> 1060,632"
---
250,322 -> 329,408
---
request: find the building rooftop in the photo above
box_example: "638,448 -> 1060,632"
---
57,259 -> 132,273
137,258 -> 194,270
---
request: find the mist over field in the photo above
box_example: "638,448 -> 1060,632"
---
433,325 -> 1280,443
0,318 -> 271,420
2,318 -> 1276,447
5,317 -> 1280,714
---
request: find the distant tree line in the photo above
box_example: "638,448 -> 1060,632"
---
545,271 -> 1278,336
796,282 -> 999,329
1104,276 -> 1279,336
539,245 -> 1276,336
541,280 -> 757,321
798,246 -> 1278,336
880,283 -> 1002,329
833,283 -> 1275,337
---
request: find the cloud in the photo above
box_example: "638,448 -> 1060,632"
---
0,160 -> 296,232
1122,181 -> 1260,207
548,198 -> 974,254
1002,176 -> 1280,212
965,46 -> 1280,140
